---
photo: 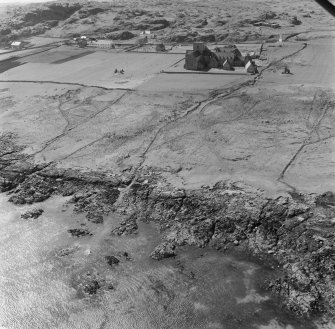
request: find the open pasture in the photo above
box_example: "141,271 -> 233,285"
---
1,47 -> 184,89
261,38 -> 335,89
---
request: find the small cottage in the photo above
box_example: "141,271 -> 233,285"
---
140,30 -> 156,39
11,41 -> 22,50
245,60 -> 258,74
89,40 -> 115,49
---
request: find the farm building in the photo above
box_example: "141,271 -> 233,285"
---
243,54 -> 253,66
88,40 -> 115,49
11,41 -> 23,50
185,50 -> 205,70
193,42 -> 207,53
184,43 -> 220,71
222,59 -> 234,71
140,30 -> 156,39
245,60 -> 258,74
213,45 -> 244,66
184,43 -> 254,72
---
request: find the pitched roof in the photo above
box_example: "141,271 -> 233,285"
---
245,61 -> 253,69
222,59 -> 233,68
214,45 -> 242,58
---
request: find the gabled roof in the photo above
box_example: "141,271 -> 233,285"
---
214,45 -> 242,58
245,60 -> 257,73
245,61 -> 253,69
222,59 -> 233,69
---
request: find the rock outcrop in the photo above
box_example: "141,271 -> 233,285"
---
150,241 -> 176,260
119,171 -> 335,317
21,208 -> 43,219
111,214 -> 138,235
1,134 -> 335,319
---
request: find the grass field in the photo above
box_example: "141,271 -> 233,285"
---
262,39 -> 335,89
24,36 -> 66,47
0,38 -> 333,194
0,46 -> 184,89
291,39 -> 335,88
19,47 -> 94,64
138,73 -> 249,93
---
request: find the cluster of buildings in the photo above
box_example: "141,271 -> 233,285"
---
137,31 -> 157,45
66,36 -> 258,74
88,39 -> 115,49
140,30 -> 156,39
184,43 -> 258,74
70,36 -> 115,49
71,30 -> 157,49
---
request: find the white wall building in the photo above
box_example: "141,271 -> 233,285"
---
88,40 -> 115,49
11,41 -> 22,50
140,30 -> 156,39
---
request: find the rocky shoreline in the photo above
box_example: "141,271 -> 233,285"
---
1,133 -> 334,321
124,173 -> 335,317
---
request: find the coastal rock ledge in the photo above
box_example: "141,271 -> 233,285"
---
0,133 -> 334,320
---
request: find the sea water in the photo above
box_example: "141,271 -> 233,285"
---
0,194 -> 322,329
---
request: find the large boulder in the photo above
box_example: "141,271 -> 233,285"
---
259,11 -> 277,20
290,16 -> 302,25
151,242 -> 176,260
21,208 -> 44,219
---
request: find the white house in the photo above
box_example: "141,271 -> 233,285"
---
11,41 -> 22,50
88,40 -> 115,49
140,30 -> 156,39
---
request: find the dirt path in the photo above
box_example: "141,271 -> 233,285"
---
120,42 -> 312,191
30,90 -> 130,158
278,91 -> 335,189
0,79 -> 134,91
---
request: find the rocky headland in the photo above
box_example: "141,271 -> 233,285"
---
1,132 -> 334,321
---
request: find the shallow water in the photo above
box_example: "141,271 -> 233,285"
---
0,194 -> 322,329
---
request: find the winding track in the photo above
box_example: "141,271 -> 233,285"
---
0,79 -> 134,91
278,92 -> 334,186
1,41 -> 313,191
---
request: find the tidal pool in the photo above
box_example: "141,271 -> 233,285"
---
0,194 -> 322,329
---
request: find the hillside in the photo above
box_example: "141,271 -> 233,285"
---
0,0 -> 334,46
